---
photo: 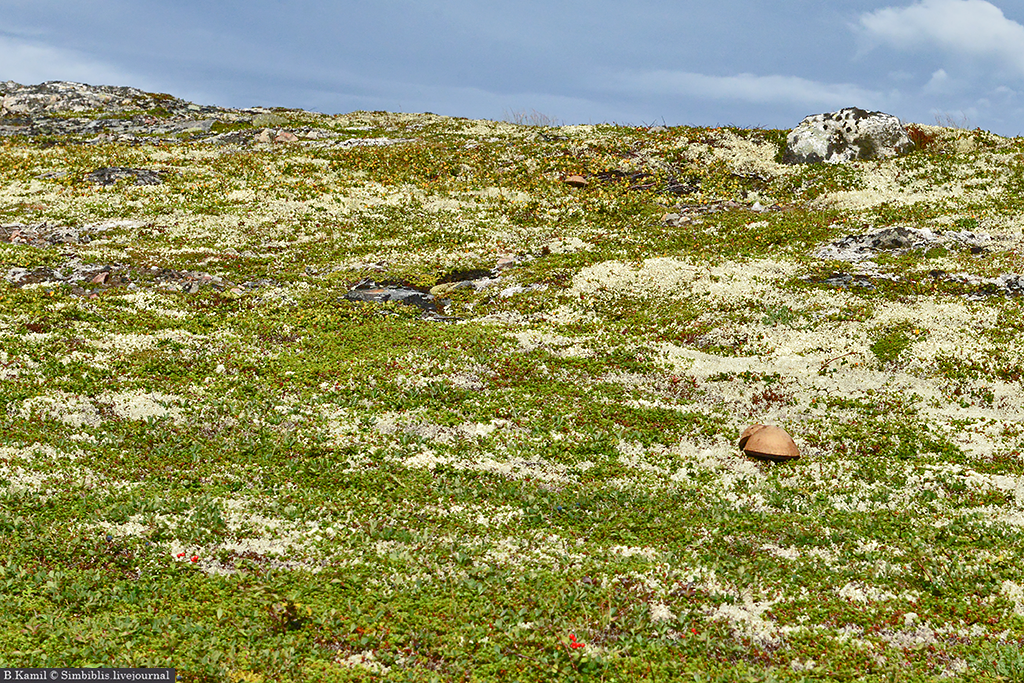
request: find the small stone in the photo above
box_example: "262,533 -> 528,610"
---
274,131 -> 299,143
90,271 -> 109,284
495,256 -> 517,271
256,128 -> 274,144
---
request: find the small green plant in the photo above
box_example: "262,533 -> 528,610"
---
869,324 -> 918,365
760,304 -> 815,329
971,644 -> 1024,680
266,598 -> 311,634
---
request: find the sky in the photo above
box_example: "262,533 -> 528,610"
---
0,0 -> 1023,136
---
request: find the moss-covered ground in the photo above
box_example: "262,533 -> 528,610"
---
2,103 -> 1024,681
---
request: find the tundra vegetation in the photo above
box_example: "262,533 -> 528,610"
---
2,96 -> 1024,682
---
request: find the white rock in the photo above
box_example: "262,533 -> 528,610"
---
784,108 -> 913,164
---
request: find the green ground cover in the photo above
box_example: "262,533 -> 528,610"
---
1,102 -> 1024,681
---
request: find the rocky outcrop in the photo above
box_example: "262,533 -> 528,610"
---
0,80 -> 241,144
85,167 -> 165,186
0,80 -> 212,117
807,224 -> 1024,298
0,80 -> 414,149
815,225 -> 990,262
345,278 -> 441,313
783,108 -> 914,164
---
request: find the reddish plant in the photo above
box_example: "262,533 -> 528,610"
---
906,124 -> 936,150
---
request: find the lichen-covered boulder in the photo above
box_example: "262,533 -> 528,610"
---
782,107 -> 914,164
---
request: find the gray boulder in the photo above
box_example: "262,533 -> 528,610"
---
783,107 -> 913,164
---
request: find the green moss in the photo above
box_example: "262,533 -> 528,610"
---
0,244 -> 63,269
868,322 -> 918,365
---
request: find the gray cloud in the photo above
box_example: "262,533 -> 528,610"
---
601,69 -> 886,110
0,35 -> 141,87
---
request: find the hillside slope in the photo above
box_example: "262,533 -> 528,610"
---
2,81 -> 1024,681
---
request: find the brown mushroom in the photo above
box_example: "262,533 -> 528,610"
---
739,424 -> 799,462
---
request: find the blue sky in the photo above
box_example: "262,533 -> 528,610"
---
1,0 -> 1023,136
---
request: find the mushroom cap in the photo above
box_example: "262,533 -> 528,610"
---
738,424 -> 765,451
739,424 -> 799,462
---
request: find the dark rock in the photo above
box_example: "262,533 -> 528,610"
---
820,272 -> 875,290
207,130 -> 255,146
437,268 -> 494,285
996,274 -> 1024,295
150,118 -> 217,135
1,221 -> 109,246
869,226 -> 916,250
323,137 -> 417,149
3,256 -> 125,289
951,272 -> 1024,299
783,107 -> 914,164
86,167 -> 164,186
345,277 -> 440,312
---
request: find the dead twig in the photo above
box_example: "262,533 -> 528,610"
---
819,351 -> 858,372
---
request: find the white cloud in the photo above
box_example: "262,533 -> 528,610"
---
0,35 -> 139,87
601,69 -> 883,110
859,0 -> 1024,77
924,68 -> 954,94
